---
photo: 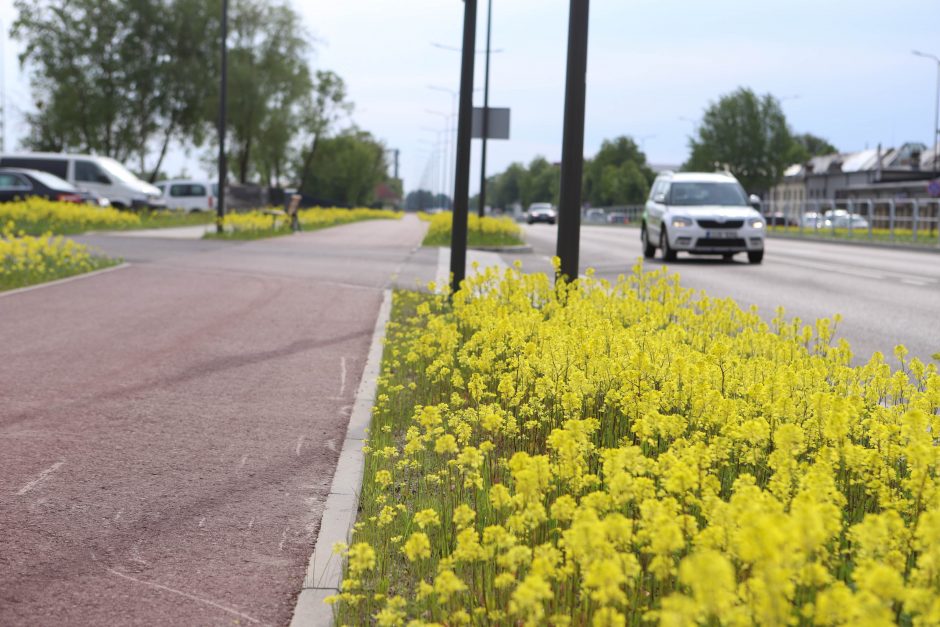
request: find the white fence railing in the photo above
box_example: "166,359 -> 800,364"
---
760,198 -> 940,244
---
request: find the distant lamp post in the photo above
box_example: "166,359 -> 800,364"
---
912,50 -> 940,173
217,0 -> 228,234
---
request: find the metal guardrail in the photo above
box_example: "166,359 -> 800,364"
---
761,198 -> 940,246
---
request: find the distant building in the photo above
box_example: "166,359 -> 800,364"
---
769,142 -> 940,209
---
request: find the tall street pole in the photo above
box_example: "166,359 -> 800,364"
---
556,0 -> 590,282
450,0 -> 477,294
217,0 -> 229,234
477,0 -> 493,217
913,50 -> 940,174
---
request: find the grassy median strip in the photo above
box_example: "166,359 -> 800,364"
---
331,262 -> 940,625
204,207 -> 402,240
770,225 -> 940,246
0,230 -> 118,290
420,211 -> 525,248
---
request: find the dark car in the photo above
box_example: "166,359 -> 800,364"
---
0,168 -> 84,203
526,202 -> 557,224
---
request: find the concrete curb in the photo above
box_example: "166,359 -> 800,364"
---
767,233 -> 940,254
0,262 -> 131,299
289,289 -> 392,627
468,244 -> 534,253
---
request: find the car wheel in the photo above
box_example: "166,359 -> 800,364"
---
748,250 -> 764,264
641,225 -> 656,259
722,253 -> 734,262
660,228 -> 677,261
549,219 -> 556,225
526,218 -> 533,225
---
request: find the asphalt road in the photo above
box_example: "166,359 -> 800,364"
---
516,224 -> 940,365
0,216 -> 430,626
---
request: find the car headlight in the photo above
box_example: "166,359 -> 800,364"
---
748,218 -> 765,229
671,217 -> 693,228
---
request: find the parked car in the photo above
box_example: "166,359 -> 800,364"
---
763,210 -> 797,226
641,171 -> 765,264
526,202 -> 557,224
155,179 -> 218,212
799,212 -> 824,228
584,208 -> 606,223
0,167 -> 86,204
823,209 -> 870,230
0,153 -> 165,210
606,212 -> 629,224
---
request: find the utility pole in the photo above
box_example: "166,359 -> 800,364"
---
477,0 -> 493,217
217,0 -> 229,234
450,0 -> 477,294
912,50 -> 940,174
556,0 -> 590,282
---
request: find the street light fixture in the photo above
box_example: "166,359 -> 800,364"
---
912,50 -> 940,173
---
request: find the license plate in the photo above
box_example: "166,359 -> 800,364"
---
705,230 -> 738,239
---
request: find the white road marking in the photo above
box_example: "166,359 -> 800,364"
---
901,279 -> 929,286
248,518 -> 255,531
114,509 -> 124,523
16,461 -> 64,495
240,455 -> 248,468
324,439 -> 337,452
295,436 -> 305,456
339,357 -> 347,397
198,517 -> 206,528
278,527 -> 289,551
107,569 -> 262,624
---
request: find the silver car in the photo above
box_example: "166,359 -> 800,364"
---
641,171 -> 766,264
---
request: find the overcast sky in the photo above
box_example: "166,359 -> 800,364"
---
2,0 -> 939,195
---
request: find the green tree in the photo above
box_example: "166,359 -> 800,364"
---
792,133 -> 838,159
520,157 -> 560,207
684,88 -> 798,194
490,162 -> 526,209
297,71 -> 353,192
583,136 -> 654,205
13,0 -> 219,181
299,130 -> 387,206
227,0 -> 312,183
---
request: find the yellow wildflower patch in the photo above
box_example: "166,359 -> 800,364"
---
337,262 -> 940,625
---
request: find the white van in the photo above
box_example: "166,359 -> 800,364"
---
0,153 -> 165,209
155,179 -> 218,212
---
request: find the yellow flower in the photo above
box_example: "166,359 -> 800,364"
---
402,532 -> 431,562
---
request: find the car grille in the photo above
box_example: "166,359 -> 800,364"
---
696,238 -> 746,248
696,219 -> 744,229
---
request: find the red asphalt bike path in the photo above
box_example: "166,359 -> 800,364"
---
0,216 -> 427,626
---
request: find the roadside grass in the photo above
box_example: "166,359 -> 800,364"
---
331,262 -> 940,625
204,207 -> 402,240
126,210 -> 216,230
421,211 -> 524,247
0,231 -> 118,291
0,198 -> 141,235
769,225 -> 940,246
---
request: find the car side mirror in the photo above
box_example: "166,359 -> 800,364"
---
653,193 -> 666,204
748,194 -> 761,210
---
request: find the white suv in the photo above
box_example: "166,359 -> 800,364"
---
641,171 -> 765,264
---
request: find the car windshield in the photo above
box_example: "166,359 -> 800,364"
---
98,157 -> 143,185
669,182 -> 747,206
28,170 -> 77,192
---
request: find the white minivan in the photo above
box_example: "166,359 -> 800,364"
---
155,179 -> 218,212
0,153 -> 165,209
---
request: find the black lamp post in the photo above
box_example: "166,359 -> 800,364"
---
477,0 -> 493,217
449,0 -> 477,294
216,0 -> 228,234
556,0 -> 590,281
